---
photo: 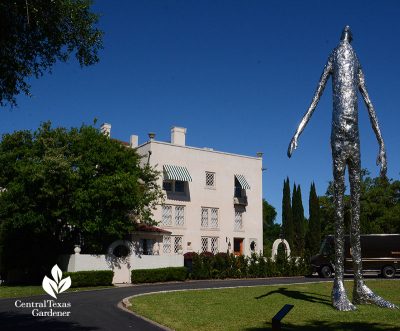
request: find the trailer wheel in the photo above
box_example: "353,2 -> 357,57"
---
382,265 -> 396,279
318,265 -> 333,278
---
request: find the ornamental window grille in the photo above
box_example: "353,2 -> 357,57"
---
174,236 -> 183,254
210,208 -> 218,228
201,208 -> 208,228
201,237 -> 209,253
210,237 -> 218,254
205,172 -> 215,188
234,210 -> 243,231
162,205 -> 172,226
201,237 -> 218,253
175,206 -> 185,227
201,207 -> 218,229
163,235 -> 171,254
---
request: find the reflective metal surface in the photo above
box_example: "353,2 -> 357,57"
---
288,26 -> 397,311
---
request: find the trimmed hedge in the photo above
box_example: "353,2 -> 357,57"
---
188,252 -> 309,279
63,270 -> 114,287
131,267 -> 187,284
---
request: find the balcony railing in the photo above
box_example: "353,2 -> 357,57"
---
233,196 -> 248,206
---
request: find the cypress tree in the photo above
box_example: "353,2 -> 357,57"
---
282,177 -> 294,250
292,183 -> 305,256
306,182 -> 321,255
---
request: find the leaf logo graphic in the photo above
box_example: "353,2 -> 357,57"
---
42,264 -> 72,299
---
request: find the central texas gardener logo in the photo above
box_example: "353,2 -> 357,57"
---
42,265 -> 71,299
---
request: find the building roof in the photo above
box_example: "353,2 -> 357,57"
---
111,138 -> 130,147
135,224 -> 172,234
137,140 -> 262,161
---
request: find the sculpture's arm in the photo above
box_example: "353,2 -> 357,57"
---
287,56 -> 333,158
358,68 -> 387,178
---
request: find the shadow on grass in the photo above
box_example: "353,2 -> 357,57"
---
245,320 -> 400,331
0,311 -> 99,331
255,287 -> 331,306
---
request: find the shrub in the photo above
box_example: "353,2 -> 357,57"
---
131,267 -> 187,284
190,252 -> 309,280
63,270 -> 113,287
191,253 -> 211,279
183,252 -> 198,260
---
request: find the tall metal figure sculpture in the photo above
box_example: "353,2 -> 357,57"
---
287,26 -> 398,311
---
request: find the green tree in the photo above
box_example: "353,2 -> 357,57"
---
318,170 -> 400,238
0,122 -> 162,283
282,177 -> 294,249
359,173 -> 400,233
305,182 -> 321,255
262,199 -> 280,256
292,183 -> 305,256
0,0 -> 103,107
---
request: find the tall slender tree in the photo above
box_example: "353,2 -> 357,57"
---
305,182 -> 321,255
292,183 -> 305,256
282,177 -> 294,249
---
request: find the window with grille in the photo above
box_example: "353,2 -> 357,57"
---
201,237 -> 209,252
205,172 -> 216,188
234,210 -> 243,231
174,236 -> 183,254
201,207 -> 218,229
210,208 -> 218,228
210,237 -> 218,254
162,205 -> 172,226
175,206 -> 185,227
201,208 -> 208,228
201,237 -> 219,253
163,235 -> 171,254
162,205 -> 185,227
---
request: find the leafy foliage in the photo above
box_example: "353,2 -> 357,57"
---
0,122 -> 162,283
262,199 -> 280,255
0,0 -> 103,106
187,252 -> 309,279
282,177 -> 294,248
131,267 -> 187,284
292,183 -> 305,256
63,270 -> 113,287
319,170 -> 400,237
305,182 -> 321,256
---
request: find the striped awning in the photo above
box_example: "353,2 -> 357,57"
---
235,174 -> 250,190
163,165 -> 192,182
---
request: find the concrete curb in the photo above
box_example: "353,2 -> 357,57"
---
119,297 -> 172,331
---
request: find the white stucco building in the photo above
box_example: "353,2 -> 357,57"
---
59,124 -> 264,283
130,126 -> 263,257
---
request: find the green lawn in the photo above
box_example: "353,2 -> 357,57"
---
0,285 -> 113,299
130,280 -> 400,331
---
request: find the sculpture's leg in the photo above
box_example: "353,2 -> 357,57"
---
349,155 -> 398,309
331,152 -> 356,311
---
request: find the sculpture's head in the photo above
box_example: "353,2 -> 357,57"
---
341,25 -> 353,43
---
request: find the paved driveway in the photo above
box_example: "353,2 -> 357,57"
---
0,277 -> 330,331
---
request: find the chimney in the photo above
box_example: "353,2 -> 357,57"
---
148,132 -> 156,141
101,123 -> 111,137
130,135 -> 138,148
171,127 -> 186,146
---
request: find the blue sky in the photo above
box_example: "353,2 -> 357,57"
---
1,0 -> 400,223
